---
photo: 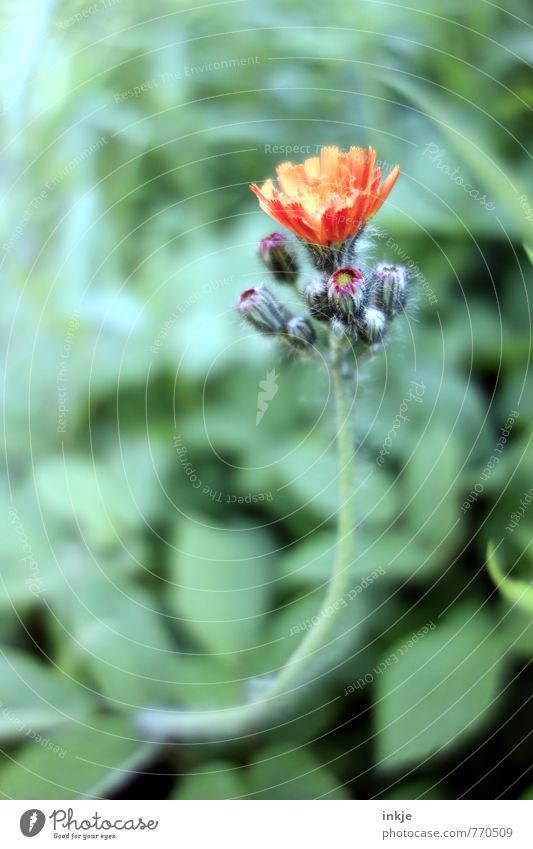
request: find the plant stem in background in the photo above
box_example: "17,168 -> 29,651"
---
274,337 -> 355,692
137,341 -> 355,741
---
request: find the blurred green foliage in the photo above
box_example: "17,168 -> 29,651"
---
0,0 -> 531,800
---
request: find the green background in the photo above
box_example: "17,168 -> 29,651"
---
0,0 -> 532,799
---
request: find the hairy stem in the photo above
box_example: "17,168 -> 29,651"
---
273,341 -> 354,691
138,341 -> 355,741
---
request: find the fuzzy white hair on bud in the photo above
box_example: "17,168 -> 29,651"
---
286,316 -> 316,349
357,306 -> 387,345
374,263 -> 409,317
238,286 -> 288,335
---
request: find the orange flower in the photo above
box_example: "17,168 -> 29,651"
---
250,145 -> 400,246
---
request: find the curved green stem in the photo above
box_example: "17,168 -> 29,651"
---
273,343 -> 354,691
138,342 -> 355,741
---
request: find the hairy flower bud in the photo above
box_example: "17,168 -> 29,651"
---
238,287 -> 287,335
357,306 -> 387,345
304,278 -> 332,322
285,316 -> 316,350
327,267 -> 365,320
374,263 -> 408,317
258,232 -> 299,284
330,316 -> 348,340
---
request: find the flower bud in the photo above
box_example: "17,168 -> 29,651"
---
238,287 -> 287,335
285,316 -> 316,350
258,232 -> 299,284
357,306 -> 386,345
374,263 -> 408,317
327,267 -> 365,320
304,279 -> 332,322
330,316 -> 349,341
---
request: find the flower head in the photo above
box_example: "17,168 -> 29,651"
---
250,145 -> 400,246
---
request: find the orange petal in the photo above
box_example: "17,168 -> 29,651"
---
303,156 -> 320,179
320,146 -> 341,181
380,164 -> 400,199
276,162 -> 306,195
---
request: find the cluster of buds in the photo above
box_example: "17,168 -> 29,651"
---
238,229 -> 410,358
237,234 -> 316,354
306,260 -> 408,346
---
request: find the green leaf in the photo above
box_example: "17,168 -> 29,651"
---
33,449 -> 166,550
486,541 -> 533,616
381,780 -> 445,800
0,494 -> 64,612
0,716 -> 159,800
54,575 -> 182,709
170,515 -> 274,664
401,421 -> 463,546
497,600 -> 533,657
0,648 -> 93,743
33,455 -> 124,549
245,588 -> 327,677
248,743 -> 348,799
278,532 -> 337,586
384,75 -> 527,240
169,655 -> 243,708
375,605 -> 504,769
172,761 -> 247,800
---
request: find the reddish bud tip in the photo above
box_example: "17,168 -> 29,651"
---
258,232 -> 288,254
327,267 -> 365,319
238,287 -> 261,311
257,232 -> 299,284
374,263 -> 409,317
237,286 -> 287,334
